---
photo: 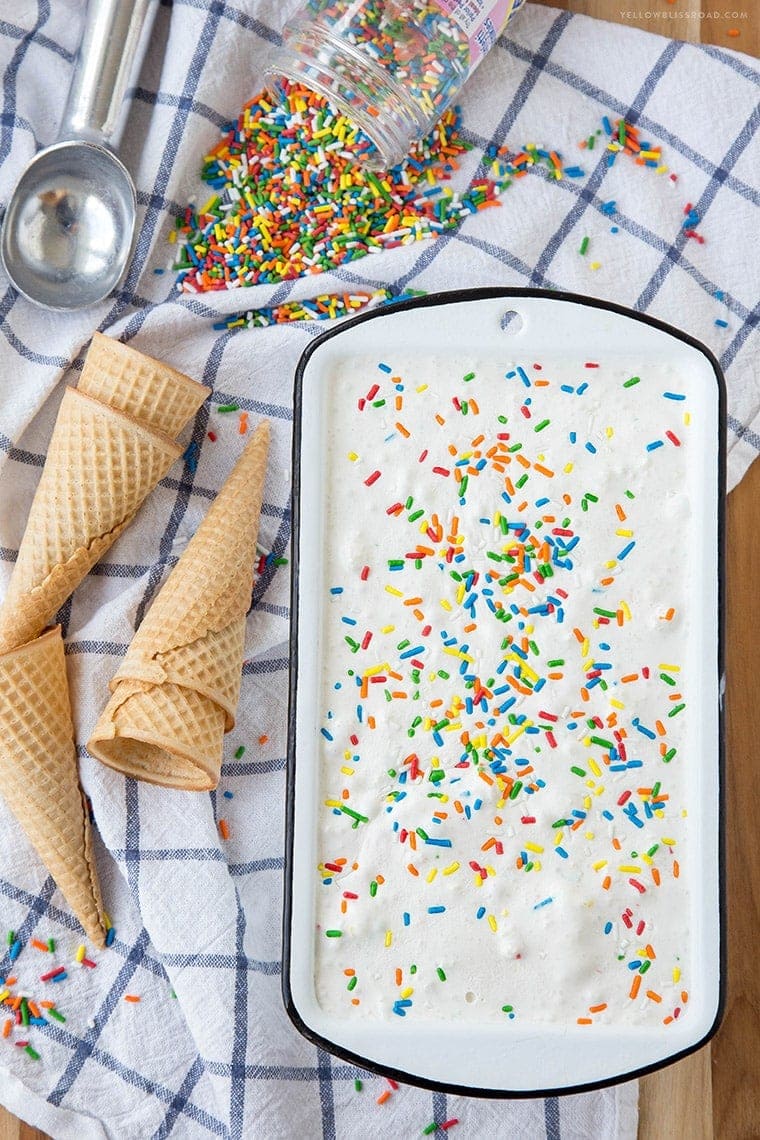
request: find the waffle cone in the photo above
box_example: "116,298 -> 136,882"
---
78,332 -> 208,438
0,389 -> 182,653
0,628 -> 106,945
88,422 -> 270,789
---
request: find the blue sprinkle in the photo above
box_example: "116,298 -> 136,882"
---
320,728 -> 334,741
617,541 -> 635,560
223,790 -> 234,799
476,906 -> 486,919
8,940 -> 21,962
533,897 -> 553,910
403,912 -> 410,927
604,921 -> 613,935
425,838 -> 452,848
105,927 -> 116,947
428,906 -> 446,914
585,441 -> 597,454
663,392 -> 685,400
646,440 -> 664,452
330,587 -> 344,595
555,847 -> 569,859
378,362 -> 392,373
715,318 -> 729,328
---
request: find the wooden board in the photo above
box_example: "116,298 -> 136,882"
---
0,3 -> 756,1137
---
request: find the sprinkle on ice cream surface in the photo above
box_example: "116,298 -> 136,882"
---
314,354 -> 696,1029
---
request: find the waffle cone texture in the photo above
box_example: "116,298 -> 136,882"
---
88,421 -> 270,791
0,333 -> 208,943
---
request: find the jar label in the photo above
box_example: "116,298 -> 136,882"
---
437,0 -> 526,62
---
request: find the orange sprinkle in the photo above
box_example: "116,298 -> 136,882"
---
258,734 -> 268,745
589,1003 -> 607,1013
351,998 -> 360,1006
469,399 -> 480,415
646,990 -> 662,1003
621,674 -> 639,683
376,875 -> 385,885
602,876 -> 611,890
673,860 -> 680,878
577,1017 -> 593,1025
681,990 -> 689,1004
652,867 -> 661,886
367,716 -> 375,729
124,995 -> 141,1003
435,414 -> 445,426
727,27 -> 740,35
2,1019 -> 10,1038
218,819 -> 230,840
615,504 -> 627,521
630,975 -> 642,999
533,463 -> 554,477
239,412 -> 248,435
39,1002 -> 55,1010
573,628 -> 585,643
377,1090 -> 392,1105
28,1002 -> 41,1019
31,939 -> 49,953
645,944 -> 656,959
612,837 -> 621,851
344,968 -> 356,977
395,969 -> 402,986
663,1015 -> 674,1024
663,608 -> 675,621
407,863 -> 419,876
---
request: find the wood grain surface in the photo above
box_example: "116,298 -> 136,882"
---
0,2 -> 756,1137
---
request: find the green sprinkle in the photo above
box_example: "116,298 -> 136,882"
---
571,766 -> 587,777
48,1008 -> 66,1023
410,964 -> 417,974
6,931 -> 14,946
234,746 -> 245,759
370,881 -> 378,897
547,659 -> 565,667
623,376 -> 640,388
579,236 -> 589,255
354,1079 -> 363,1091
217,403 -> 240,412
47,938 -> 55,954
593,607 -> 617,618
436,967 -> 447,981
515,473 -> 528,489
502,1004 -> 514,1012
347,976 -> 358,991
416,827 -> 429,841
668,703 -> 686,718
534,419 -> 550,432
25,1046 -> 40,1060
639,959 -> 652,974
463,371 -> 475,382
325,930 -> 342,938
660,672 -> 676,686
589,736 -> 613,749
423,1124 -> 438,1136
625,489 -> 636,499
663,748 -> 676,763
20,999 -> 29,1027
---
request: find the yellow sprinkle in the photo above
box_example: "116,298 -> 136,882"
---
554,831 -> 564,846
662,837 -> 676,846
620,600 -> 632,621
610,699 -> 625,710
347,451 -> 359,461
659,663 -> 680,672
564,462 -> 574,473
442,862 -> 460,876
426,868 -> 438,883
590,261 -> 601,270
616,528 -> 634,537
619,865 -> 642,873
581,638 -> 590,656
525,842 -> 544,854
672,966 -> 681,983
585,830 -> 595,840
384,931 -> 392,947
593,860 -> 607,871
416,383 -> 428,393
606,426 -> 614,438
684,411 -> 691,426
400,987 -> 414,999
604,559 -> 617,569
168,230 -> 177,243
487,915 -> 498,933
384,585 -> 403,598
474,875 -> 483,887
76,945 -> 86,963
589,759 -> 602,778
340,766 -> 354,776
440,599 -> 452,611
381,625 -> 395,634
364,661 -> 390,676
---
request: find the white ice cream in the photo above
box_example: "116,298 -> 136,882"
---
312,353 -> 696,1030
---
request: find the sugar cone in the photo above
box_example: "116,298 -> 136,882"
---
0,627 -> 106,946
0,389 -> 182,654
88,421 -> 270,790
78,332 -> 209,438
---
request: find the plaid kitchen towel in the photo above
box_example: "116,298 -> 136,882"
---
0,0 -> 756,1135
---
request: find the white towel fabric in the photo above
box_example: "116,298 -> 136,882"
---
0,0 -> 756,1136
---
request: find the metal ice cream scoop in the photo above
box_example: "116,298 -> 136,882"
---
1,0 -> 158,311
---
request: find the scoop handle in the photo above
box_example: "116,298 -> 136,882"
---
58,0 -> 159,147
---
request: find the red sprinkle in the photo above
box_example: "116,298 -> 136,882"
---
364,470 -> 381,486
432,466 -> 450,476
40,967 -> 66,982
207,431 -> 217,442
360,566 -> 370,580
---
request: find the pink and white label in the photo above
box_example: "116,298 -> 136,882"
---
437,0 -> 525,63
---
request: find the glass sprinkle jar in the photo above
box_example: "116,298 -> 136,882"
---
266,0 -> 527,168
